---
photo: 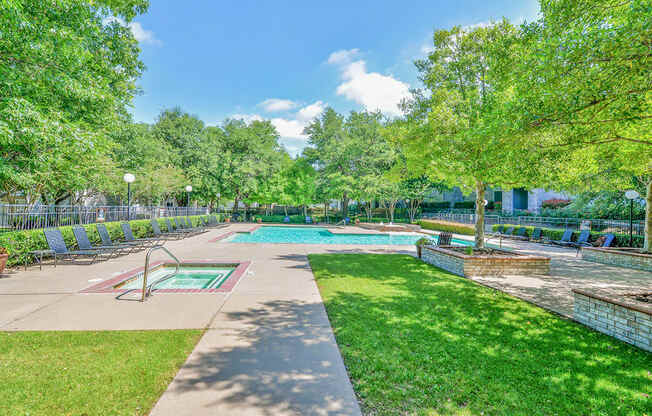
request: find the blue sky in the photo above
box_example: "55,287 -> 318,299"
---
128,0 -> 540,155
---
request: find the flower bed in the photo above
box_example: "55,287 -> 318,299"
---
421,245 -> 550,277
581,247 -> 652,272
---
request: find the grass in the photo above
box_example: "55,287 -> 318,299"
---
309,254 -> 652,416
0,330 -> 202,415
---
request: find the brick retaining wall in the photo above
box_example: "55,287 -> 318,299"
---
421,246 -> 550,277
582,247 -> 652,272
573,290 -> 651,352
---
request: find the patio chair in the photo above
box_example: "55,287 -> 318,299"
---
503,226 -> 515,237
150,219 -> 185,240
550,229 -> 574,246
166,218 -> 192,236
305,216 -> 312,224
175,218 -> 203,236
569,230 -> 591,249
601,233 -> 615,248
437,232 -> 453,246
510,227 -> 529,241
121,222 -> 163,248
185,217 -> 207,232
529,228 -> 543,243
72,226 -> 125,259
36,228 -> 106,267
96,223 -> 142,253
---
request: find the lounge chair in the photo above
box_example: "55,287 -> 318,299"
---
175,218 -> 203,236
529,228 -> 543,242
166,218 -> 192,236
510,227 -> 528,241
96,223 -> 142,252
569,230 -> 591,249
121,222 -> 163,248
305,216 -> 313,224
185,217 -> 207,232
503,226 -> 515,237
72,226 -> 125,259
150,219 -> 185,240
602,233 -> 615,248
491,225 -> 505,236
437,232 -> 453,246
550,229 -> 574,246
38,228 -> 106,267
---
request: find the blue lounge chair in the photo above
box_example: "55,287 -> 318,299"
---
121,223 -> 163,248
305,216 -> 312,224
72,226 -> 124,259
551,229 -> 574,246
37,228 -> 106,267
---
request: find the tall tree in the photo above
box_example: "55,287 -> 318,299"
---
513,0 -> 652,250
401,21 -> 532,247
0,0 -> 148,203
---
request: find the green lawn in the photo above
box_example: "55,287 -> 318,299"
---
0,330 -> 202,415
309,254 -> 652,416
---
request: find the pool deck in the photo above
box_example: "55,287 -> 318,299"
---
1,223 -> 650,415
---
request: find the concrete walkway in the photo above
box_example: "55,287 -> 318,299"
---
1,223 -> 650,415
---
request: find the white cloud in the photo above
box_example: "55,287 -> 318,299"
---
103,17 -> 162,46
296,101 -> 325,122
258,98 -> 298,112
229,100 -> 325,143
329,53 -> 410,117
327,48 -> 360,65
230,113 -> 263,123
270,118 -> 306,139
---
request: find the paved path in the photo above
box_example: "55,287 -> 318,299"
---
1,224 -> 650,415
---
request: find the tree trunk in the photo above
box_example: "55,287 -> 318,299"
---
645,180 -> 652,252
233,197 -> 239,214
475,180 -> 485,249
341,194 -> 349,217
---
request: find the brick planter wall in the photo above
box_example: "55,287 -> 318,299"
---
421,246 -> 550,277
582,247 -> 652,272
573,290 -> 651,352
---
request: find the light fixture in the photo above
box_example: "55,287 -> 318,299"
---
625,190 -> 640,200
625,190 -> 640,247
123,173 -> 135,183
185,185 -> 193,192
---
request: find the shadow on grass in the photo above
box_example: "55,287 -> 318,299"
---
309,253 -> 652,415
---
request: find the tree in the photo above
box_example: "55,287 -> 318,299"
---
401,21 -> 533,247
513,0 -> 652,250
283,157 -> 317,216
0,0 -> 148,204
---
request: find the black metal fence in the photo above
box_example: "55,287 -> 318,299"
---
0,204 -> 211,232
422,212 -> 645,235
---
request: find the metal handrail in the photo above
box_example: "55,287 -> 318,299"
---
141,245 -> 180,302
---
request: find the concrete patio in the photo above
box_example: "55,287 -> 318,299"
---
0,223 -> 649,415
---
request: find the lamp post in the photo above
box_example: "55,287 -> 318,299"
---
625,190 -> 640,247
123,173 -> 135,221
185,185 -> 192,215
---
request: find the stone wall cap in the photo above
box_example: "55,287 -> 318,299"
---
582,247 -> 652,259
423,245 -> 550,260
573,289 -> 652,315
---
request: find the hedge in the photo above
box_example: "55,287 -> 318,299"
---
418,219 -> 475,235
0,215 -> 210,268
492,224 -> 644,248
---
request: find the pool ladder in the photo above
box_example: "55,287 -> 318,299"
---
140,245 -> 180,302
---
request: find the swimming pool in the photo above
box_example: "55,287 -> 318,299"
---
225,226 -> 470,246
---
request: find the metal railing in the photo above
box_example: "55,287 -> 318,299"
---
0,204 -> 210,232
140,245 -> 181,302
423,212 -> 645,235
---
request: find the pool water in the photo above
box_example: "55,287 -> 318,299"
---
118,267 -> 234,290
226,226 -> 470,246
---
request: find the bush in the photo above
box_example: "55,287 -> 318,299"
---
491,224 -> 644,248
418,219 -> 475,235
422,201 -> 451,211
0,215 -> 209,268
453,201 -> 475,209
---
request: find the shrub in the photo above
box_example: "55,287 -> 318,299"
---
453,201 -> 475,209
418,219 -> 475,235
0,215 -> 209,268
